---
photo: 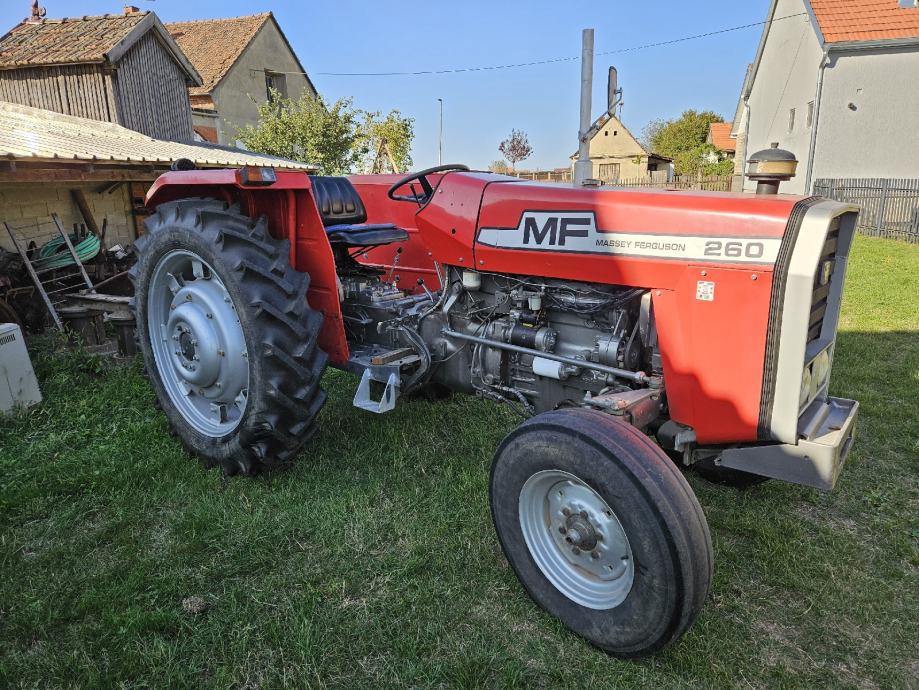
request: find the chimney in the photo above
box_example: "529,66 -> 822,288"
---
123,5 -> 140,14
26,1 -> 46,23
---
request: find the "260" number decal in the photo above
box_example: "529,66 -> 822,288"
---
703,240 -> 765,259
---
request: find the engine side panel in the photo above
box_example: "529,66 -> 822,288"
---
652,266 -> 774,443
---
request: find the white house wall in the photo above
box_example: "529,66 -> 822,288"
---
744,1 -> 823,193
813,46 -> 919,181
213,21 -> 316,145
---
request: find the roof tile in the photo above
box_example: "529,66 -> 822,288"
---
165,14 -> 271,96
708,122 -> 735,152
810,0 -> 919,43
0,13 -> 148,67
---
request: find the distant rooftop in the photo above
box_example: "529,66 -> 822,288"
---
707,122 -> 735,152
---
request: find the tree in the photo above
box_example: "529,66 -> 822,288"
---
359,109 -> 414,174
487,160 -> 510,174
498,129 -> 533,172
237,92 -> 363,174
238,93 -> 414,176
646,110 -> 726,176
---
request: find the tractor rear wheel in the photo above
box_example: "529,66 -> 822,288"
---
490,409 -> 713,657
130,199 -> 328,475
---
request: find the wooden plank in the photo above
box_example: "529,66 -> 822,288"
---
0,167 -> 161,183
69,189 -> 101,236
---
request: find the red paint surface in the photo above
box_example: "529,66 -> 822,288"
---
147,169 -> 811,444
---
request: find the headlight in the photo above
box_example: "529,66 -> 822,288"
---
812,349 -> 830,389
800,366 -> 812,407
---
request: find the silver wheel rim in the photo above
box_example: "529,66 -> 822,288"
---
519,469 -> 634,609
147,250 -> 249,437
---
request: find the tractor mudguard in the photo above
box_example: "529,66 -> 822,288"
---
145,169 -> 350,365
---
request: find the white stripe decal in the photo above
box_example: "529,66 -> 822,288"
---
476,211 -> 781,264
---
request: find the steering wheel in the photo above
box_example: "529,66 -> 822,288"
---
387,163 -> 470,204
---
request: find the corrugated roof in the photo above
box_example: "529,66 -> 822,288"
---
166,14 -> 271,96
707,122 -> 735,152
0,12 -> 148,68
0,101 -> 314,170
810,0 -> 919,43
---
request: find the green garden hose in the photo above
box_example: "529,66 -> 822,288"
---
35,232 -> 101,270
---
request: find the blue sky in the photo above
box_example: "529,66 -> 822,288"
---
1,1 -> 771,169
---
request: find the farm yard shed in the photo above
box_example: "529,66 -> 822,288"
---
0,101 -> 311,250
0,8 -> 200,142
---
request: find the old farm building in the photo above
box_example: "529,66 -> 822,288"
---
0,8 -> 200,141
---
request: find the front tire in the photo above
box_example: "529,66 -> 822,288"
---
130,199 -> 328,475
490,409 -> 713,657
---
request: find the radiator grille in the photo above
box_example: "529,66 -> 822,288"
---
807,218 -> 841,343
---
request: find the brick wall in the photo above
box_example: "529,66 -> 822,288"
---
0,183 -> 135,252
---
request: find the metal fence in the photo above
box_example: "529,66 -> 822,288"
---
610,174 -> 732,192
507,171 -> 734,191
813,178 -> 919,244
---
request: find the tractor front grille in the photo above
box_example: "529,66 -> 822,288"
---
807,218 -> 841,344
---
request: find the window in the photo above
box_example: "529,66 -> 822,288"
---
806,100 -> 815,128
598,163 -> 620,181
788,107 -> 796,133
898,0 -> 916,9
265,71 -> 287,101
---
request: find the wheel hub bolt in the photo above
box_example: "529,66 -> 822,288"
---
572,547 -> 581,556
558,526 -> 567,535
562,508 -> 571,517
591,551 -> 600,560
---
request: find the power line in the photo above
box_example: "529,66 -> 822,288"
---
310,13 -> 807,77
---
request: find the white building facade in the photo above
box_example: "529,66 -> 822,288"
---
736,0 -> 919,194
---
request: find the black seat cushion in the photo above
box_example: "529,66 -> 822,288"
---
325,223 -> 409,247
310,176 -> 367,226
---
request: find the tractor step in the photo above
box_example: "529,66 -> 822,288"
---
347,345 -> 420,414
353,368 -> 400,414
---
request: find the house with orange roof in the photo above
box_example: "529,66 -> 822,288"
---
166,13 -> 317,146
734,0 -> 919,193
706,122 -> 736,158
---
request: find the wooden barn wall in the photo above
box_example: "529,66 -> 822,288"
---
0,64 -> 118,122
112,32 -> 194,142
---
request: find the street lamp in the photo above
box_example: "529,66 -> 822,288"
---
437,98 -> 443,165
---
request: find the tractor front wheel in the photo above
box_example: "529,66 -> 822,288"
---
490,409 -> 713,657
130,199 -> 328,475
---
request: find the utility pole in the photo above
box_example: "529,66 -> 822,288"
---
437,98 -> 443,165
573,29 -> 594,186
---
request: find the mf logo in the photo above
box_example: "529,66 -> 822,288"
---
519,211 -> 596,247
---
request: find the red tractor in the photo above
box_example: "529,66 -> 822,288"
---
132,163 -> 859,656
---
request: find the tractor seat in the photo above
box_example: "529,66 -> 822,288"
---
310,175 -> 408,247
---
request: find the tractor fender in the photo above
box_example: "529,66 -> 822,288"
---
144,169 -> 349,365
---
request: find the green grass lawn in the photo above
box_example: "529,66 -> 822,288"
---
1,235 -> 917,689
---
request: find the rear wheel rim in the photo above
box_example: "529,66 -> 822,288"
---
519,469 -> 634,610
147,249 -> 249,437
